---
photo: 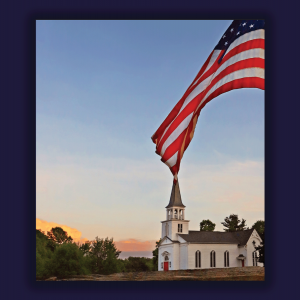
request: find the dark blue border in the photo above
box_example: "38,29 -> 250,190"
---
1,0 -> 298,299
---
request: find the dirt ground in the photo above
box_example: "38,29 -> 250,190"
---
44,266 -> 264,281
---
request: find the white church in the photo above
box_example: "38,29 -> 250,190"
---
157,181 -> 263,271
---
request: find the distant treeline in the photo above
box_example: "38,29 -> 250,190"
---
36,227 -> 158,280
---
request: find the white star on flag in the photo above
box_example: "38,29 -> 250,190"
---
250,24 -> 254,28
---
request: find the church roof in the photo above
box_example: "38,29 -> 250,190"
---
178,229 -> 254,246
165,181 -> 185,208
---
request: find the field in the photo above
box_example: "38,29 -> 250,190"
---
44,266 -> 264,281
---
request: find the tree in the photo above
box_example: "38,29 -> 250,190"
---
152,239 -> 161,271
89,237 -> 121,274
79,241 -> 91,256
46,242 -> 89,278
221,214 -> 247,232
46,227 -> 73,251
251,220 -> 265,237
36,229 -> 53,279
254,232 -> 265,266
200,219 -> 216,231
123,257 -> 152,272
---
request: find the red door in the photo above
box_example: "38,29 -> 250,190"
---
242,260 -> 244,267
164,262 -> 169,271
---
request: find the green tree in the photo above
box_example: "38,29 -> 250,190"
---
36,229 -> 53,279
79,241 -> 91,256
251,220 -> 265,237
200,219 -> 216,231
124,257 -> 151,272
152,239 -> 161,271
47,227 -> 73,251
89,237 -> 121,274
221,214 -> 247,232
46,242 -> 90,278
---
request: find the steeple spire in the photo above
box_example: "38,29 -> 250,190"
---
165,180 -> 185,208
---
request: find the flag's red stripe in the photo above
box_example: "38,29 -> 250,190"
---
160,129 -> 188,163
156,39 -> 265,146
198,77 -> 265,114
158,58 -> 264,156
185,39 -> 264,97
222,39 -> 265,64
162,74 -> 264,164
156,94 -> 201,153
152,51 -> 216,143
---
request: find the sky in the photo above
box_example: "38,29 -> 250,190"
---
36,20 -> 264,258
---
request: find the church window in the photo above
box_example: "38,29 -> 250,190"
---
165,255 -> 169,261
178,224 -> 182,232
169,262 -> 171,268
174,209 -> 178,219
252,251 -> 257,266
195,250 -> 201,268
210,250 -> 216,267
161,263 -> 163,269
224,251 -> 229,267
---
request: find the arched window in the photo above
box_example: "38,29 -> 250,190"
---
210,250 -> 216,267
165,255 -> 169,261
174,209 -> 178,219
252,251 -> 257,266
224,251 -> 229,267
195,250 -> 201,268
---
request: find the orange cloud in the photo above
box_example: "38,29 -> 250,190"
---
114,239 -> 156,252
36,218 -> 88,244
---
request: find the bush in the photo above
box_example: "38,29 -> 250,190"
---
46,243 -> 90,278
36,230 -> 53,279
123,257 -> 152,272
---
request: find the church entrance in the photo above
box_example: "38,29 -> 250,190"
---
164,255 -> 169,271
164,262 -> 169,271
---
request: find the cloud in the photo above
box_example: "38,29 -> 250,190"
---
114,239 -> 156,252
36,218 -> 88,244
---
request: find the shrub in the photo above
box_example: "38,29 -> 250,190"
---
46,243 -> 89,278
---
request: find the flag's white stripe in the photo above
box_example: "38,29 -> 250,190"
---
192,50 -> 221,87
197,67 -> 264,111
202,50 -> 222,75
178,74 -> 214,114
215,48 -> 264,78
165,151 -> 178,168
178,48 -> 264,117
158,121 -> 172,146
224,29 -> 265,60
160,112 -> 194,157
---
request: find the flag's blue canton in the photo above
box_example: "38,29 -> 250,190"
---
216,20 -> 265,63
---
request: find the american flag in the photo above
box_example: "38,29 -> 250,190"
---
151,20 -> 265,182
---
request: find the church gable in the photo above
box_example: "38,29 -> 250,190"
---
247,229 -> 262,245
159,236 -> 176,246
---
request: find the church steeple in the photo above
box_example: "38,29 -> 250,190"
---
161,180 -> 189,240
165,181 -> 185,208
165,180 -> 186,221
